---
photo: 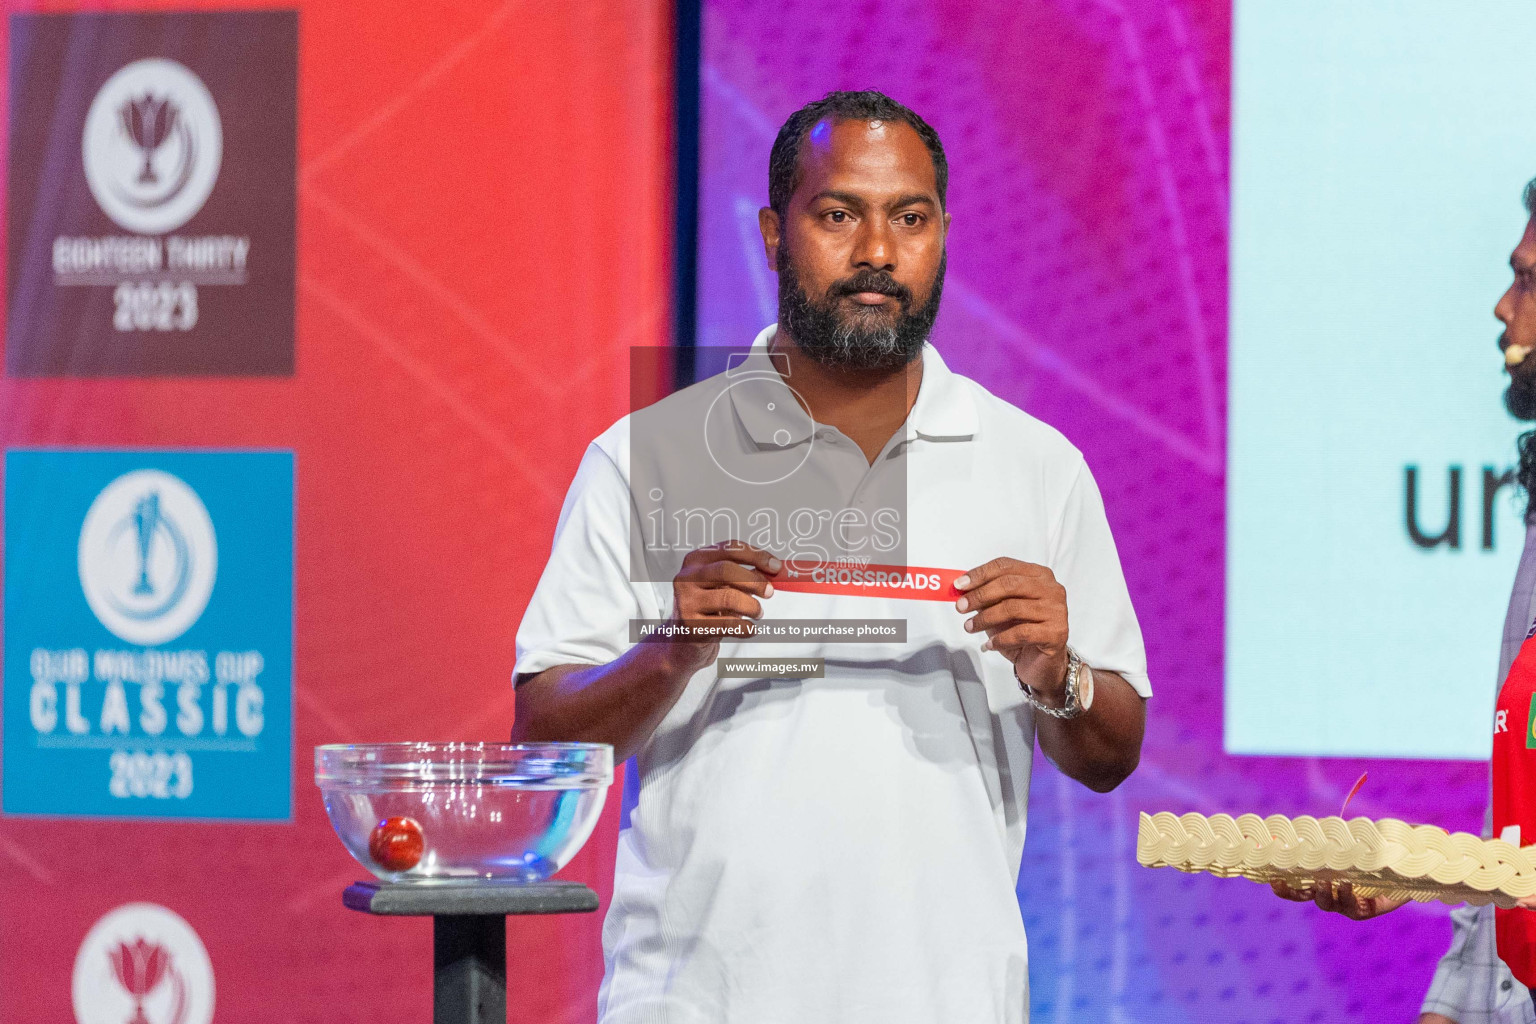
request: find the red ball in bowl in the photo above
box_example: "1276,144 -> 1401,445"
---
369,816 -> 424,872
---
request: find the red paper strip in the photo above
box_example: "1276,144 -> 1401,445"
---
1340,771 -> 1369,817
772,561 -> 965,602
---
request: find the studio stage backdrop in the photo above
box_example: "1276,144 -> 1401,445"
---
699,0 -> 1532,1020
0,2 -> 670,1022
3,0 -> 1529,1022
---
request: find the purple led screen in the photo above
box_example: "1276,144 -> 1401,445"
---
698,1 -> 1486,1019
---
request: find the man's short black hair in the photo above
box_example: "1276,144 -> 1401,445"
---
1525,176 -> 1536,216
768,90 -> 948,217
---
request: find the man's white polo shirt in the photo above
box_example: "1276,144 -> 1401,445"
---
515,325 -> 1151,1024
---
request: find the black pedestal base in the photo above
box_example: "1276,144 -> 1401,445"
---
344,879 -> 600,1024
434,914 -> 507,1024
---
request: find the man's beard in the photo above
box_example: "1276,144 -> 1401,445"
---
1507,331 -> 1536,525
776,248 -> 945,372
1505,333 -> 1536,420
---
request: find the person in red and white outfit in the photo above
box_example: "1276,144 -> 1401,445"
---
1277,178 -> 1536,1023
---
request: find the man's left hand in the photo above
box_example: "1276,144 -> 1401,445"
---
955,557 -> 1069,702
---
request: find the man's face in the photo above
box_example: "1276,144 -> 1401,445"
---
760,118 -> 949,371
1498,216 -> 1536,419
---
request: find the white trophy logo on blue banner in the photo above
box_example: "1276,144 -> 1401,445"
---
78,469 -> 218,647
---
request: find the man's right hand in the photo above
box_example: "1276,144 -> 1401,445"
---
513,540 -> 783,762
1270,878 -> 1408,920
1418,1015 -> 1458,1024
667,541 -> 781,669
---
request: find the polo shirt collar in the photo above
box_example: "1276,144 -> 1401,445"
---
725,327 -> 813,448
904,336 -> 977,443
729,324 -> 976,449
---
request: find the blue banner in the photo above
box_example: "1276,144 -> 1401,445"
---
4,449 -> 293,820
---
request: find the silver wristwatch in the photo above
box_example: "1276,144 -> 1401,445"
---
1020,646 -> 1090,719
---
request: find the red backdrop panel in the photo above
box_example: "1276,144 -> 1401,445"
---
0,1 -> 672,1020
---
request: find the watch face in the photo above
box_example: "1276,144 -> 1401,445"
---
1080,663 -> 1095,711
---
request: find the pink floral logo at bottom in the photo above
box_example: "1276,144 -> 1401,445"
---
108,938 -> 187,1024
73,904 -> 212,1024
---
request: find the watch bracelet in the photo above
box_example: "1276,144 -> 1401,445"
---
1021,647 -> 1086,719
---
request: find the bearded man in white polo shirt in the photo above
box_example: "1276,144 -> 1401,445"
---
513,90 -> 1151,1024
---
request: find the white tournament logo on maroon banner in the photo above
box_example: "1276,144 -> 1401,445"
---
82,59 -> 223,237
72,903 -> 214,1024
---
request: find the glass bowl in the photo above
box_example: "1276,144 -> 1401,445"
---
315,742 -> 613,883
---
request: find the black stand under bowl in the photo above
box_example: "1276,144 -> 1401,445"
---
344,879 -> 600,1024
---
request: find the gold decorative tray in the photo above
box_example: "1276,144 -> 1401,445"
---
1137,811 -> 1536,909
